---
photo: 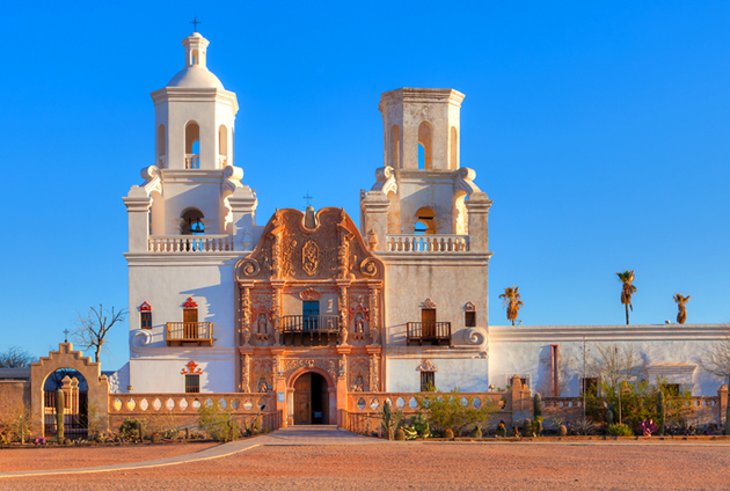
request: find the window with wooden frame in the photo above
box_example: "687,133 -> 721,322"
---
139,302 -> 152,330
185,374 -> 200,393
420,371 -> 435,392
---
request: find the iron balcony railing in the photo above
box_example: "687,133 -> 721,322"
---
280,315 -> 340,346
166,322 -> 214,346
406,321 -> 452,346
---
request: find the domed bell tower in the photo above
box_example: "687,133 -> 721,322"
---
361,88 -> 491,253
152,31 -> 237,171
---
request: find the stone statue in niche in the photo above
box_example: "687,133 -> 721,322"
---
352,374 -> 365,392
256,313 -> 268,340
353,312 -> 366,340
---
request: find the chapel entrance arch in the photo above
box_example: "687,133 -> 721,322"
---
290,370 -> 333,425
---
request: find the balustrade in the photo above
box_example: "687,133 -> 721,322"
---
185,153 -> 200,169
148,235 -> 234,253
386,234 -> 469,253
166,322 -> 214,346
406,321 -> 451,346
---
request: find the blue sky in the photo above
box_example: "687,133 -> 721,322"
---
3,1 -> 730,369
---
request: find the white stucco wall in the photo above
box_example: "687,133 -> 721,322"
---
489,324 -> 730,396
387,357 -> 489,392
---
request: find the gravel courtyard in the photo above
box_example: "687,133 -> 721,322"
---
2,435 -> 729,490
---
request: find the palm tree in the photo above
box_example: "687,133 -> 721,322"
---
499,286 -> 523,326
673,293 -> 691,325
616,270 -> 637,326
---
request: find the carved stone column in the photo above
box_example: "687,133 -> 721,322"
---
368,284 -> 381,344
271,281 -> 285,345
240,352 -> 251,392
239,284 -> 252,345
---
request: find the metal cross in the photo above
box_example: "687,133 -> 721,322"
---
190,16 -> 202,32
303,192 -> 313,207
63,329 -> 70,343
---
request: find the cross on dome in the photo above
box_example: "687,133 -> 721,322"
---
190,16 -> 202,32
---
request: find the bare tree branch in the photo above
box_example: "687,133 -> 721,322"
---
0,347 -> 33,368
73,304 -> 127,364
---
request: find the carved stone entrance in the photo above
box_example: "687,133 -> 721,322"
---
293,371 -> 329,424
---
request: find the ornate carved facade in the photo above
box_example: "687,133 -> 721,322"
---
234,207 -> 385,423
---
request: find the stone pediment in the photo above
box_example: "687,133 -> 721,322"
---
236,207 -> 384,282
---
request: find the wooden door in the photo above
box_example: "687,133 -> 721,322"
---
422,308 -> 436,338
183,308 -> 198,339
293,373 -> 312,424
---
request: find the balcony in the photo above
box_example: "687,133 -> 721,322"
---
185,153 -> 200,169
386,234 -> 469,253
406,322 -> 451,346
166,322 -> 214,346
280,315 -> 340,346
148,235 -> 235,253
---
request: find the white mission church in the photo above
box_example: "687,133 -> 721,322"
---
110,31 -> 729,426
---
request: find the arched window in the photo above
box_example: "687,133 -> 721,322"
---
185,122 -> 200,169
390,124 -> 401,168
218,125 -> 228,167
417,121 -> 433,169
414,207 -> 436,235
157,125 -> 166,166
450,126 -> 458,169
181,208 -> 205,235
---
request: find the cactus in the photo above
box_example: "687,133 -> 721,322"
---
657,390 -> 666,436
559,424 -> 568,436
473,426 -> 483,438
444,428 -> 455,440
55,389 -> 65,443
533,393 -> 542,419
533,416 -> 543,436
606,404 -> 615,426
522,418 -> 533,437
395,428 -> 406,441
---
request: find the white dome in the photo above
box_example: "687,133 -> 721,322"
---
167,65 -> 224,89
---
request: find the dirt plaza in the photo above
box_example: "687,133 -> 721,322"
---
1,429 -> 729,490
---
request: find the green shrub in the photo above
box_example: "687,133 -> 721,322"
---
444,428 -> 455,439
411,413 -> 431,439
119,418 -> 143,443
607,423 -> 633,437
472,426 -> 483,438
198,403 -> 239,442
425,391 -> 496,434
395,428 -> 406,441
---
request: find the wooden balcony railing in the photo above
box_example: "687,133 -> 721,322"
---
406,322 -> 451,346
280,315 -> 340,346
166,322 -> 214,346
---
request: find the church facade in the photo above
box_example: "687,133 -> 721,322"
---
117,31 -> 730,427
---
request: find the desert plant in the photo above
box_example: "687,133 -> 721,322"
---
607,423 -> 633,437
55,389 -> 65,443
380,401 -> 402,441
444,428 -> 455,439
496,420 -> 507,437
473,426 -> 483,438
616,270 -> 637,325
533,416 -> 543,436
395,427 -> 406,441
572,417 -> 596,435
425,391 -> 496,435
559,424 -> 568,436
198,403 -> 239,442
533,393 -> 542,418
411,413 -> 431,439
119,418 -> 143,443
522,418 -> 533,436
673,293 -> 691,325
657,390 -> 666,436
499,286 -> 523,326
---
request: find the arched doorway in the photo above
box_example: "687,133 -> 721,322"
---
43,368 -> 88,439
293,372 -> 329,425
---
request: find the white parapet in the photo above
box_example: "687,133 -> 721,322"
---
385,234 -> 469,253
147,234 -> 235,253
